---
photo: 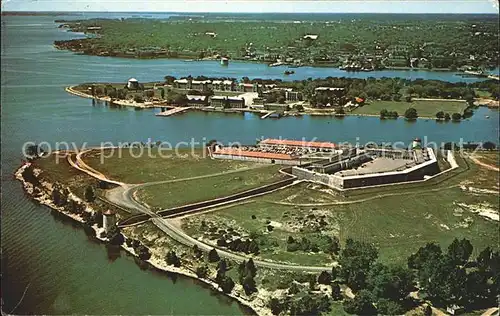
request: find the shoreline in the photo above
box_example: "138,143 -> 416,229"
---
52,45 -> 498,75
14,163 -> 272,316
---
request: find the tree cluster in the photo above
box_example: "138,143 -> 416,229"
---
217,237 -> 260,255
238,259 -> 258,295
379,109 -> 399,119
408,239 -> 498,310
286,235 -> 340,255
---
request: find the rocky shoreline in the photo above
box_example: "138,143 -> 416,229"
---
14,162 -> 275,316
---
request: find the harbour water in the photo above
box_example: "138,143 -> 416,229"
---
1,14 -> 498,314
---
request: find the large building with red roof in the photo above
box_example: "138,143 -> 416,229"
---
259,138 -> 337,151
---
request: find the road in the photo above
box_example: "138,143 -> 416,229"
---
69,149 -> 334,272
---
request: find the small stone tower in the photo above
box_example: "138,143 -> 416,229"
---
103,209 -> 117,233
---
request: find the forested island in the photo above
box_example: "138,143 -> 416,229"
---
54,15 -> 499,70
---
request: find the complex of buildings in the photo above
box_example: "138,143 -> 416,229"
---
211,138 -> 443,190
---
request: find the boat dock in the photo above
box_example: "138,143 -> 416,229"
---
261,111 -> 276,119
156,107 -> 191,117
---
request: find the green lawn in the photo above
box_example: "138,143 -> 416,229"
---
82,148 -> 267,183
181,156 -> 498,265
135,165 -> 286,211
351,100 -> 467,118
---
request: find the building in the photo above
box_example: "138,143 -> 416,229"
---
191,80 -> 211,91
238,83 -> 259,93
291,147 -> 439,189
285,90 -> 303,101
212,80 -> 234,91
103,209 -> 117,234
173,78 -> 190,89
259,138 -> 337,152
303,34 -> 319,40
127,78 -> 139,90
186,95 -> 208,107
212,147 -> 300,165
173,79 -> 211,91
210,96 -> 245,108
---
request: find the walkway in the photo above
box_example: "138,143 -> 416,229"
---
155,107 -> 191,117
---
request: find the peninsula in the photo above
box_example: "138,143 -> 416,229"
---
17,138 -> 499,315
53,15 -> 499,72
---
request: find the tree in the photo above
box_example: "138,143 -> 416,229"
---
367,263 -> 414,301
318,271 -> 332,285
219,276 -> 235,293
164,75 -> 176,84
393,93 -> 402,102
343,290 -> 377,315
331,283 -> 342,301
245,258 -> 257,278
295,104 -> 304,112
192,244 -> 203,259
159,88 -> 165,99
405,95 -> 412,102
133,95 -> 144,103
84,185 -> 96,202
166,250 -> 181,267
136,244 -> 151,260
339,239 -> 379,290
277,96 -> 286,104
444,113 -> 451,121
269,297 -> 287,315
331,266 -> 338,280
380,108 -> 389,119
408,242 -> 443,270
436,111 -> 445,120
451,112 -> 462,121
196,265 -> 209,278
376,298 -> 404,315
242,275 -> 257,295
208,248 -> 220,262
482,141 -> 496,150
288,282 -> 300,295
447,238 -> 473,266
404,107 -> 418,120
308,274 -> 317,291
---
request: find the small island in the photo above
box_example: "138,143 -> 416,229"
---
67,75 -> 499,121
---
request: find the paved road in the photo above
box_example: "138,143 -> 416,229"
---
69,150 -> 334,272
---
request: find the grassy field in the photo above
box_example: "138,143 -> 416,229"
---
136,165 -> 286,211
181,155 -> 498,265
351,100 -> 467,117
82,148 -> 267,183
31,154 -> 131,217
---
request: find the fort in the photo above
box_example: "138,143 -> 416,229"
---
211,138 -> 446,189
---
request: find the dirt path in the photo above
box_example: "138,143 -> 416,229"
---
482,307 -> 499,316
470,155 -> 499,172
267,183 -> 461,207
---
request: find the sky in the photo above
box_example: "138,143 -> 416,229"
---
2,0 -> 499,14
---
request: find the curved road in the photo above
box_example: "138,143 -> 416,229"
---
69,149 -> 334,272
